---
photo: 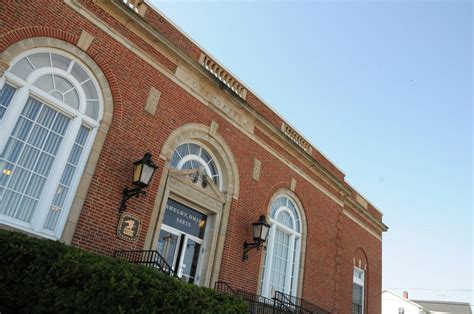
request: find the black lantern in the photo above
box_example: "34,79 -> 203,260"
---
118,153 -> 158,212
132,153 -> 157,187
242,215 -> 271,261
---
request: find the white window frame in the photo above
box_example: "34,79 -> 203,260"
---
171,141 -> 223,190
0,48 -> 103,240
261,195 -> 302,298
353,266 -> 365,314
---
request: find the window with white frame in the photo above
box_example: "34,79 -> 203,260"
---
352,267 -> 365,314
260,195 -> 302,298
0,49 -> 102,239
170,143 -> 221,189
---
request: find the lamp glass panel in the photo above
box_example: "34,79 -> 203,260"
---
252,223 -> 262,241
140,164 -> 155,186
261,223 -> 270,240
133,163 -> 143,183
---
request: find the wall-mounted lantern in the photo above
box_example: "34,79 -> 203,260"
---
242,215 -> 271,261
118,152 -> 158,212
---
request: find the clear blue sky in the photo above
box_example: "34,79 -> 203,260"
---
151,0 -> 472,305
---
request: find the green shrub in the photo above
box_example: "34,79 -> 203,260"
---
0,229 -> 247,313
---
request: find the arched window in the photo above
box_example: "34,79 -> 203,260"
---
170,142 -> 221,188
0,48 -> 102,239
261,195 -> 302,298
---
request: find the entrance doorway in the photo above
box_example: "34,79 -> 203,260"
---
157,199 -> 207,284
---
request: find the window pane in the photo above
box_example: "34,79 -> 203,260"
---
22,98 -> 42,120
64,89 -> 79,110
10,58 -> 34,80
53,75 -> 74,94
29,53 -> 51,69
18,146 -> 40,170
51,54 -> 71,72
352,284 -> 363,304
34,74 -> 54,92
176,144 -> 188,157
15,196 -> 38,223
0,84 -> 17,119
269,229 -> 290,295
27,125 -> 49,149
0,97 -> 70,223
85,100 -> 100,119
81,79 -> 98,100
52,114 -> 70,135
70,63 -> 89,83
188,143 -> 200,155
37,105 -> 56,128
44,126 -> 89,231
2,139 -> 24,164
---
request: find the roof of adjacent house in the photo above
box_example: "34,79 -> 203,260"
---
382,290 -> 425,309
411,300 -> 472,314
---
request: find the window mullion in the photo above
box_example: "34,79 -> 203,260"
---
0,86 -> 30,153
262,225 -> 276,298
292,237 -> 301,297
32,116 -> 81,233
284,233 -> 296,294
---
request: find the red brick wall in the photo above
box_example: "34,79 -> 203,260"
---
1,1 -> 383,313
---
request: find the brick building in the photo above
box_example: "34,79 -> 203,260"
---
0,1 -> 387,313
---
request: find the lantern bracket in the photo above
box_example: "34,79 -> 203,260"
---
118,186 -> 146,213
242,240 -> 265,261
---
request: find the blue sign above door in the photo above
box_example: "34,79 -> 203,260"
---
163,199 -> 207,239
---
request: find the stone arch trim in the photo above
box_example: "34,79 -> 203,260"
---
1,36 -> 116,244
353,247 -> 369,271
0,27 -> 123,121
258,188 -> 308,298
159,123 -> 240,200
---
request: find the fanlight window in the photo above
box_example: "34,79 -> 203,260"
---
261,195 -> 302,298
10,52 -> 100,119
0,48 -> 102,239
170,143 -> 220,187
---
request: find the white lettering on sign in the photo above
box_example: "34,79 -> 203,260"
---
166,203 -> 200,224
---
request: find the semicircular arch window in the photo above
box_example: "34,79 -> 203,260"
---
170,143 -> 220,188
9,51 -> 101,119
261,195 -> 302,298
0,48 -> 103,239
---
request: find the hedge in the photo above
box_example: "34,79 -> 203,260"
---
0,229 -> 247,313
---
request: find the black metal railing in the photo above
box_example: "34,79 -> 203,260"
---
214,282 -> 333,314
215,281 -> 293,314
274,291 -> 330,314
351,303 -> 362,314
114,250 -> 175,276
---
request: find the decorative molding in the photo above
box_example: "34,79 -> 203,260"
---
209,120 -> 219,136
281,122 -> 312,154
175,62 -> 254,133
0,60 -> 10,76
290,178 -> 297,192
168,169 -> 226,212
344,196 -> 387,232
76,30 -> 95,52
355,194 -> 368,210
252,159 -> 262,182
121,0 -> 147,16
199,52 -> 247,100
144,86 -> 161,115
